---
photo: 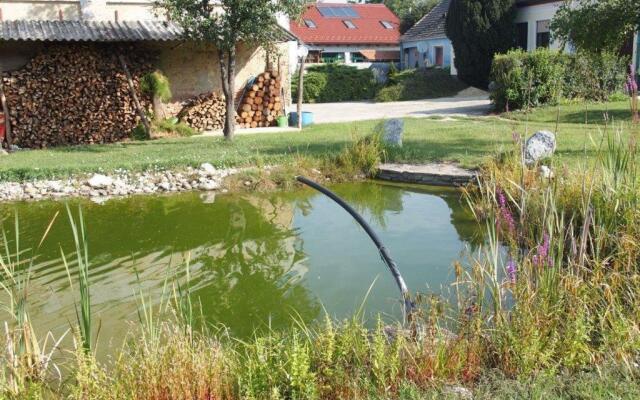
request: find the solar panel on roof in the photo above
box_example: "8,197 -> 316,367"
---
318,6 -> 359,18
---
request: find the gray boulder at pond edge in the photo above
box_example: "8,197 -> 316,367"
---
524,130 -> 556,166
382,119 -> 404,147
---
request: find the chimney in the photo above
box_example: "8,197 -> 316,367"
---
79,0 -> 109,21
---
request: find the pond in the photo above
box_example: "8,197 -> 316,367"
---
0,181 -> 483,349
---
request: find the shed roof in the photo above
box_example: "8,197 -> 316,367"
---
290,3 -> 400,46
401,0 -> 451,42
0,20 -> 299,43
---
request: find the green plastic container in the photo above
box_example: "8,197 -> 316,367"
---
276,115 -> 288,128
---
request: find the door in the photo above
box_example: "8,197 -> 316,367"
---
434,46 -> 444,67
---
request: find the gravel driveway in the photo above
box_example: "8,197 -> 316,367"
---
301,92 -> 491,124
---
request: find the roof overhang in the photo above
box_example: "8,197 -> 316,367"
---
0,20 -> 301,43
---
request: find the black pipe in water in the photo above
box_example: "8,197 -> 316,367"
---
296,176 -> 414,322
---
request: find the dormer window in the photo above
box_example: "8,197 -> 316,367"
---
304,19 -> 317,29
343,20 -> 356,29
380,21 -> 393,29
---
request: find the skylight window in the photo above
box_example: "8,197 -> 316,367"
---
343,20 -> 357,29
318,6 -> 359,18
380,20 -> 393,29
304,19 -> 316,29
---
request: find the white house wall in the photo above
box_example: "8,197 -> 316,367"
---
515,1 -> 563,52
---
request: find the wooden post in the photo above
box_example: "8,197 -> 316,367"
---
0,77 -> 13,151
296,55 -> 305,130
118,55 -> 151,137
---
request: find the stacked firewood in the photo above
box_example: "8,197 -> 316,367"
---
178,92 -> 226,131
236,71 -> 284,128
1,45 -> 153,148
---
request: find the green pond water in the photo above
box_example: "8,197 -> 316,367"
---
0,181 -> 483,347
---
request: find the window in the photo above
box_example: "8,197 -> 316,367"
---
343,20 -> 357,29
516,22 -> 528,50
380,20 -> 394,29
318,6 -> 359,18
536,20 -> 550,48
304,19 -> 316,29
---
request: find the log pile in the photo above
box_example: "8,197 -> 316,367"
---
1,45 -> 153,148
178,92 -> 226,131
236,71 -> 284,128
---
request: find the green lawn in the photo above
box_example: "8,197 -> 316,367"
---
0,101 -> 635,181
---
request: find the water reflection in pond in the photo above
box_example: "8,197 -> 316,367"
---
0,181 -> 483,347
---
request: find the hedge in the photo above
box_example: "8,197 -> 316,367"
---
292,64 -> 378,103
490,49 -> 628,111
376,68 -> 468,102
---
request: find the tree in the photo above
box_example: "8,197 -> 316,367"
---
445,0 -> 517,88
368,0 -> 439,33
156,0 -> 305,140
551,0 -> 640,54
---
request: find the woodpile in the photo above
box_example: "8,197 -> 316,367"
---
178,92 -> 226,131
1,45 -> 153,148
236,71 -> 285,128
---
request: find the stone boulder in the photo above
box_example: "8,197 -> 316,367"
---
87,174 -> 113,189
382,119 -> 404,147
524,130 -> 556,165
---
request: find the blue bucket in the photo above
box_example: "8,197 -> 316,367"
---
289,111 -> 314,127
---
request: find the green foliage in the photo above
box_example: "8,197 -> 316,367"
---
375,68 -> 468,102
563,51 -> 628,102
154,118 -> 197,137
491,49 -> 628,111
551,0 -> 640,54
140,70 -> 172,102
292,64 -> 379,103
336,131 -> 385,176
445,0 -> 517,88
130,123 -> 149,141
490,49 -> 565,111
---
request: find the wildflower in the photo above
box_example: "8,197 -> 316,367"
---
625,71 -> 638,95
506,259 -> 517,283
495,187 -> 516,236
532,232 -> 553,267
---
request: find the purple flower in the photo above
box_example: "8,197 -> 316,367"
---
496,187 -> 516,236
506,259 -> 517,283
625,70 -> 638,95
532,232 -> 553,267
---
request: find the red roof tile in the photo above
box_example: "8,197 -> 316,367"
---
290,3 -> 400,46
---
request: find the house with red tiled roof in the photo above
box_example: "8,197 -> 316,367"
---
290,2 -> 400,64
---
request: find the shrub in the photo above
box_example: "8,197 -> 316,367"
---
292,64 -> 378,103
563,51 -> 628,101
130,123 -> 149,140
140,70 -> 172,102
375,68 -> 468,102
491,49 -> 628,111
490,49 -> 566,111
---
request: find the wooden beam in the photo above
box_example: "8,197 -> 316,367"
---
296,56 -> 305,130
0,77 -> 13,151
118,55 -> 151,137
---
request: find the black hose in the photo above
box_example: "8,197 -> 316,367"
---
296,176 -> 414,321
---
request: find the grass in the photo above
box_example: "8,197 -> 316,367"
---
0,100 -> 637,182
375,68 -> 469,102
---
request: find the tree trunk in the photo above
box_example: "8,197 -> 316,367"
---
119,55 -> 151,137
218,47 -> 236,140
152,94 -> 167,122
